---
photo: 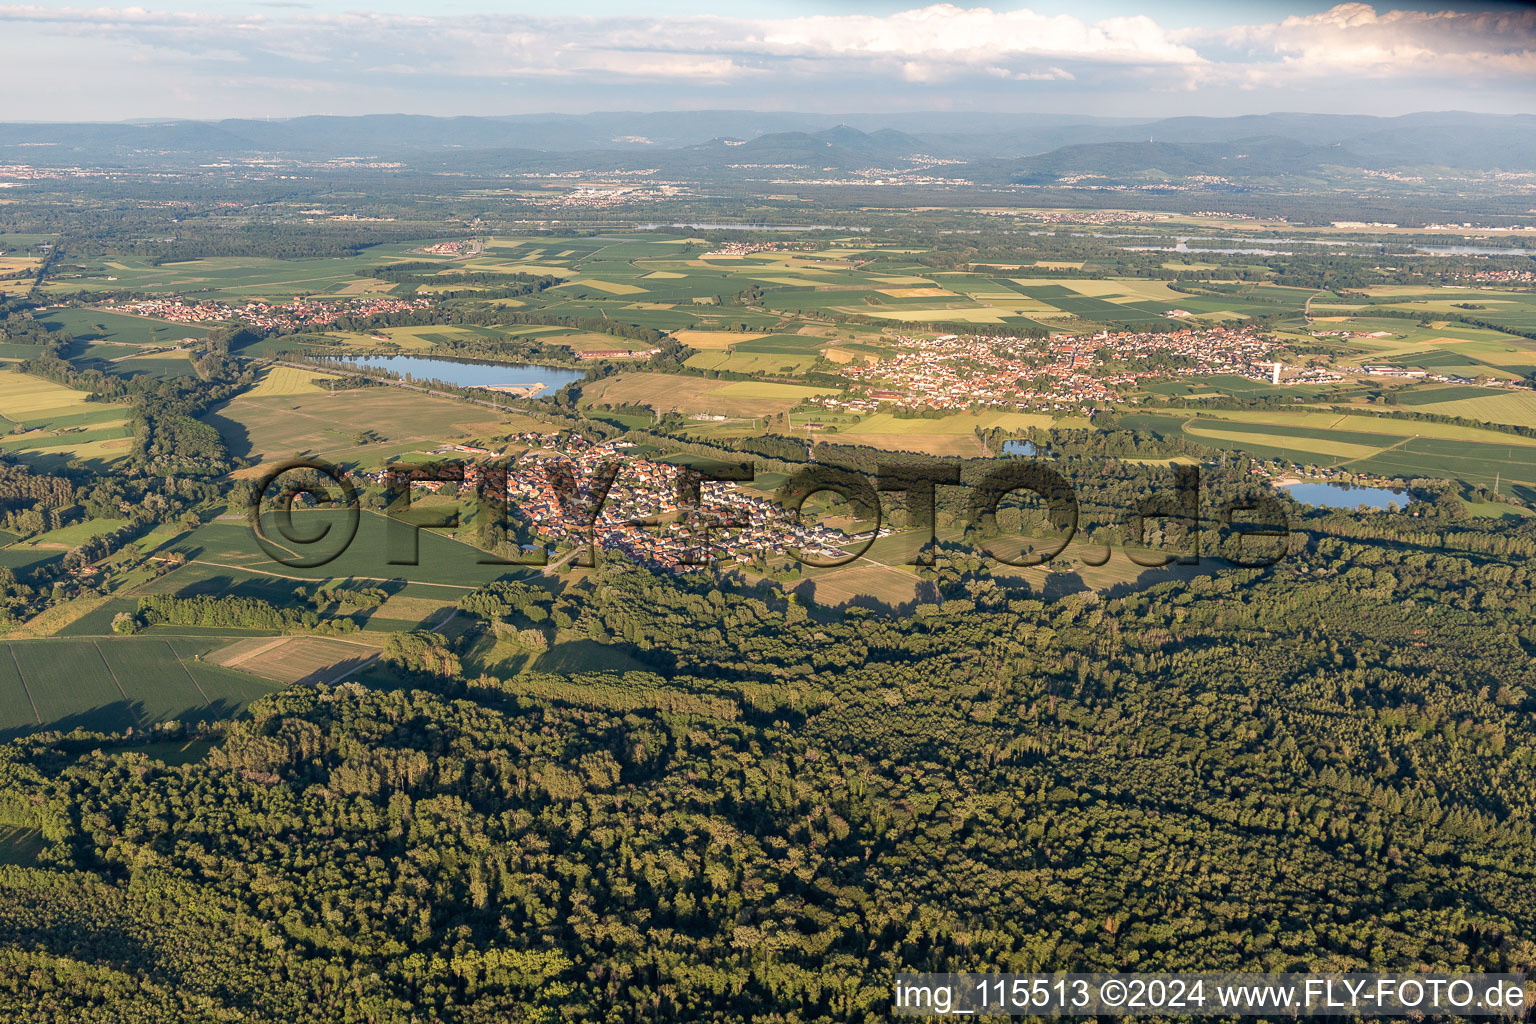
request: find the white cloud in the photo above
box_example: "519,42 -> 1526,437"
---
1205,3 -> 1536,82
0,2 -> 1529,117
748,5 -> 1201,65
0,3 -> 1204,84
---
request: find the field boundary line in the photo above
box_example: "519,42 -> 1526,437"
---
164,641 -> 212,705
214,636 -> 291,670
186,558 -> 479,590
317,652 -> 380,687
6,645 -> 40,725
91,641 -> 142,728
1333,435 -> 1412,470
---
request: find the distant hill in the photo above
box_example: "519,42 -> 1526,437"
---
0,110 -> 1531,180
961,136 -> 1369,185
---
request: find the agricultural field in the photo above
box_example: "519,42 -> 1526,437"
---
154,511 -> 542,592
0,637 -> 277,737
683,333 -> 828,374
40,307 -> 211,347
0,372 -> 135,469
209,385 -> 518,472
40,242 -> 447,300
1303,289 -> 1536,377
1390,383 -> 1536,426
1120,408 -> 1536,496
207,635 -> 382,685
244,364 -> 346,396
32,233 -> 1305,341
833,410 -> 1070,456
0,255 -> 40,297
583,372 -> 839,418
793,562 -> 927,610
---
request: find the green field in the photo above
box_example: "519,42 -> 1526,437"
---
42,243 -> 446,300
35,234 -> 1323,342
584,372 -> 839,418
5,517 -> 130,550
1121,409 -> 1536,495
685,332 -> 827,374
0,372 -> 135,469
157,510 -> 543,591
41,307 -> 211,347
1394,387 -> 1536,426
0,637 -> 277,737
209,385 -> 525,470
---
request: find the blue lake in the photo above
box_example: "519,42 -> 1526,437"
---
1284,482 -> 1408,510
1001,439 -> 1043,456
323,355 -> 587,397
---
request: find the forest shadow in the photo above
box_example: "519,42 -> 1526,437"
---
293,653 -> 379,686
202,402 -> 253,462
0,697 -> 252,744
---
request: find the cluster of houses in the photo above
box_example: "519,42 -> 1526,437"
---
1312,328 -> 1395,339
1028,210 -> 1174,224
1458,268 -> 1536,285
377,434 -> 856,573
575,347 -> 661,361
821,326 -> 1280,414
507,438 -> 853,572
541,184 -> 689,209
422,240 -> 474,256
103,295 -> 436,331
702,241 -> 816,258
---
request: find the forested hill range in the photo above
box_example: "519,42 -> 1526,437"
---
3,110 -> 1535,184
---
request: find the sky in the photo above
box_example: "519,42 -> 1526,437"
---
0,1 -> 1532,121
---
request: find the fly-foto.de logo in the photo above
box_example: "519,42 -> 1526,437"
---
243,455 -> 1292,573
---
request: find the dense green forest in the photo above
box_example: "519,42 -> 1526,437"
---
0,529 -> 1534,1020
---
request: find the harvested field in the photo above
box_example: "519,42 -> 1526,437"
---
208,635 -> 382,685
